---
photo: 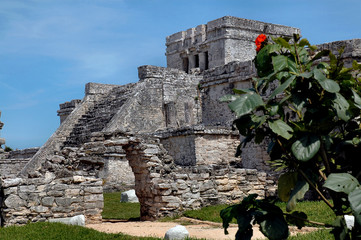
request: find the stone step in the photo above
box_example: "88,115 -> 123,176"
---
63,86 -> 134,147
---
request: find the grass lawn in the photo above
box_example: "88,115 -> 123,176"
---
182,200 -> 335,227
102,192 -> 140,220
288,229 -> 333,240
1,192 -> 336,240
0,222 -> 161,240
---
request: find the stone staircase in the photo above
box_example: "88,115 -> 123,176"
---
63,84 -> 135,147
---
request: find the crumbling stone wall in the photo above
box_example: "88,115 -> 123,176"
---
19,82 -> 124,178
316,39 -> 361,67
1,175 -> 103,226
104,65 -> 202,133
0,129 -> 276,225
0,148 -> 39,179
83,131 -> 275,220
57,99 -> 82,124
200,60 -> 256,127
166,16 -> 300,72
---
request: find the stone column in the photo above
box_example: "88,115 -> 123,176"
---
57,99 -> 81,125
199,52 -> 207,71
188,55 -> 196,70
0,111 -> 5,153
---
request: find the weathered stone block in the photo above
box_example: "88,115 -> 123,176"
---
73,176 -> 86,183
84,194 -> 103,202
47,190 -> 64,197
84,186 -> 103,194
4,187 -> 17,195
4,194 -> 26,208
84,201 -> 104,209
55,198 -> 72,207
19,185 -> 36,193
52,206 -> 74,213
120,189 -> 139,203
42,197 -> 55,206
48,215 -> 85,226
2,178 -> 22,188
164,225 -> 189,240
31,206 -> 49,213
65,189 -> 81,196
48,184 -> 68,191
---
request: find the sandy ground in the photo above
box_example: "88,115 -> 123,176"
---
87,217 -> 319,239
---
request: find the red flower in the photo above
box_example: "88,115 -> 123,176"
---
255,34 -> 267,52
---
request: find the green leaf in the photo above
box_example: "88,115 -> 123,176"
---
292,94 -> 306,112
228,92 -> 264,117
235,215 -> 253,240
269,75 -> 296,99
351,89 -> 361,109
331,216 -> 350,240
233,115 -> 252,136
268,119 -> 294,140
219,94 -> 238,102
291,135 -> 320,162
268,44 -> 282,53
268,104 -> 279,116
298,38 -> 311,48
299,71 -> 313,79
333,92 -> 351,121
286,211 -> 308,229
233,88 -> 253,94
255,44 -> 274,77
235,226 -> 253,240
273,37 -> 291,49
311,50 -> 330,62
349,188 -> 361,226
220,205 -> 239,235
286,179 -> 309,212
278,172 -> 298,202
272,55 -> 298,73
324,173 -> 360,194
259,213 -> 289,240
313,68 -> 340,93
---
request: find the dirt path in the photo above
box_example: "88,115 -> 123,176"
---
86,217 -> 319,239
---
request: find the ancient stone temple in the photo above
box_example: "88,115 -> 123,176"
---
0,16 -> 360,226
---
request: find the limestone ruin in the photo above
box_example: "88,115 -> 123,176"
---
0,16 -> 360,226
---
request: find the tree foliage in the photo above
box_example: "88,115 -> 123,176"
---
220,34 -> 361,239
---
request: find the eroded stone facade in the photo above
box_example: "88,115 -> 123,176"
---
1,16 -> 360,226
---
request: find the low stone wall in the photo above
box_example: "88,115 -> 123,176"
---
0,148 -> 40,179
0,129 -> 276,225
317,38 -> 361,67
79,130 -> 275,220
7,148 -> 39,159
1,175 -> 103,226
0,159 -> 30,179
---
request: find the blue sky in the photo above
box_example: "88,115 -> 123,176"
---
1,0 -> 361,150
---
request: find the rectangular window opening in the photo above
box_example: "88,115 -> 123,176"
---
205,52 -> 209,70
195,54 -> 199,68
183,57 -> 189,73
